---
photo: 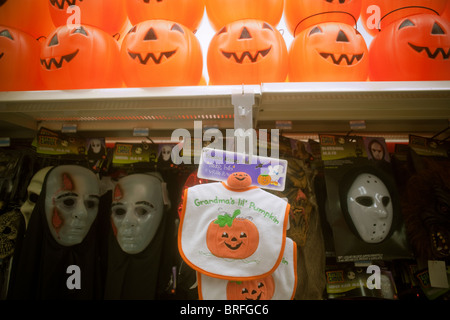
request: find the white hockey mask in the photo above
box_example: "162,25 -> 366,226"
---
346,173 -> 393,243
20,166 -> 53,228
111,174 -> 164,254
45,165 -> 100,246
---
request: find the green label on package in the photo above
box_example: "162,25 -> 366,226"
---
112,142 -> 157,165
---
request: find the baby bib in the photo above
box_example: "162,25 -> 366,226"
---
198,237 -> 298,300
178,182 -> 290,280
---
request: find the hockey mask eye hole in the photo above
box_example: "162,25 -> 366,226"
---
356,196 -> 374,207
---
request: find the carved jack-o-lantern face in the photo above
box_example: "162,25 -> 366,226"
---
206,209 -> 259,259
369,14 -> 450,81
0,0 -> 54,40
206,0 -> 284,31
126,0 -> 204,32
227,172 -> 252,189
0,26 -> 43,91
360,0 -> 448,36
207,19 -> 288,85
40,24 -> 122,90
120,20 -> 203,87
226,275 -> 276,300
284,0 -> 362,36
48,0 -> 128,37
289,22 -> 369,81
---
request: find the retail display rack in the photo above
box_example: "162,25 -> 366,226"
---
0,81 -> 449,141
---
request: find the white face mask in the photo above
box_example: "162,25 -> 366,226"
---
90,139 -> 102,154
346,173 -> 393,243
45,165 -> 100,246
111,174 -> 164,254
20,166 -> 53,227
160,146 -> 172,161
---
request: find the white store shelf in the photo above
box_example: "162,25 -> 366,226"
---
0,81 -> 449,139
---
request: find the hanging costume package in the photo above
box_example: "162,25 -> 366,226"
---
198,237 -> 297,300
20,166 -> 53,228
0,148 -> 36,212
319,134 -> 412,262
7,165 -> 109,300
33,127 -> 84,156
271,137 -> 327,300
392,135 -> 450,266
104,172 -> 171,300
325,262 -> 398,300
0,209 -> 24,299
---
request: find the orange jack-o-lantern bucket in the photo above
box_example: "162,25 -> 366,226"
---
40,24 -> 122,90
206,0 -> 284,31
284,0 -> 362,36
0,26 -> 43,91
361,0 -> 447,36
126,0 -> 205,32
289,22 -> 369,82
47,0 -> 128,39
369,13 -> 450,81
120,20 -> 203,87
443,1 -> 450,22
360,0 -> 448,36
207,19 -> 288,85
0,0 -> 55,40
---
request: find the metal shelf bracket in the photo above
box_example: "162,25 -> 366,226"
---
231,86 -> 256,158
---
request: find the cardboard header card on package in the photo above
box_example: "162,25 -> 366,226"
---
197,147 -> 287,192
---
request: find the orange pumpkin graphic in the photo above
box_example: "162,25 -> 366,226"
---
40,24 -> 122,90
289,22 -> 369,82
120,20 -> 203,87
226,275 -> 275,300
207,19 -> 288,85
206,0 -> 284,31
284,0 -> 362,36
206,209 -> 259,259
369,14 -> 450,81
0,26 -> 43,91
126,0 -> 204,32
0,0 -> 55,40
257,175 -> 272,186
360,0 -> 448,36
47,0 -> 128,38
227,172 -> 252,189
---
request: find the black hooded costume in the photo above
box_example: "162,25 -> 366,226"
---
103,208 -> 168,300
7,165 -> 109,300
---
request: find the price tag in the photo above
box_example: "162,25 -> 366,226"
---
428,260 -> 449,289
